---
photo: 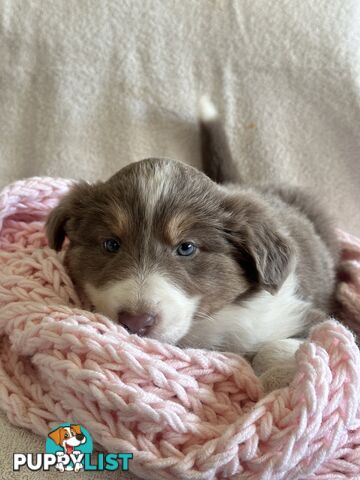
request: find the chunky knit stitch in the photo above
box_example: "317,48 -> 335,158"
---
0,177 -> 359,480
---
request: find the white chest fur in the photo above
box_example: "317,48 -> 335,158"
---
182,273 -> 310,355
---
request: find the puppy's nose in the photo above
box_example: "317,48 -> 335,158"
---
76,434 -> 84,441
117,311 -> 156,336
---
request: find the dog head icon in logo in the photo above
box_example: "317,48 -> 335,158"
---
46,423 -> 93,472
48,425 -> 86,455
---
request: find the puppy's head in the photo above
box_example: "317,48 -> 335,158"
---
48,425 -> 85,450
47,158 -> 293,344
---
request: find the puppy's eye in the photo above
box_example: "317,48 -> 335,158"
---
176,242 -> 197,257
103,238 -> 121,253
64,433 -> 69,439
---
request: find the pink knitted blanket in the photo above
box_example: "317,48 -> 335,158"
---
0,177 -> 360,480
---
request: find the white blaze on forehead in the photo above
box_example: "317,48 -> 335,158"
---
60,427 -> 74,446
137,160 -> 173,219
85,273 -> 199,344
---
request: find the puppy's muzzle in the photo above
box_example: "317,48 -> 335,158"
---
117,311 -> 157,336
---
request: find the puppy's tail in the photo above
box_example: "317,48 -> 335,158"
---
198,95 -> 241,184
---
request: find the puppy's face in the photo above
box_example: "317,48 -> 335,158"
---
48,425 -> 86,453
47,158 -> 292,345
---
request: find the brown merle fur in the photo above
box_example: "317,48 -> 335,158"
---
46,112 -> 339,346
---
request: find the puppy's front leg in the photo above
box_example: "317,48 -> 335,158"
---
252,308 -> 329,392
252,338 -> 303,392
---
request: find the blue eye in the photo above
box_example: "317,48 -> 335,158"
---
176,242 -> 197,257
103,238 -> 121,253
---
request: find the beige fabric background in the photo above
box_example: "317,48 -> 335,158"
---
0,1 -> 359,479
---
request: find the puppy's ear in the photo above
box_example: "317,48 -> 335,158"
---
46,182 -> 92,251
222,193 -> 294,294
46,199 -> 71,251
71,424 -> 81,435
48,428 -> 62,445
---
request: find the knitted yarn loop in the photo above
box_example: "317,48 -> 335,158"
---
0,177 -> 359,480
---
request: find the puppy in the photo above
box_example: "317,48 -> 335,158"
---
48,424 -> 86,472
46,99 -> 338,376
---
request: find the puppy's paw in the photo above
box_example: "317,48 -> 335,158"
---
259,365 -> 296,393
55,463 -> 65,472
74,462 -> 83,472
252,338 -> 302,392
252,338 -> 302,375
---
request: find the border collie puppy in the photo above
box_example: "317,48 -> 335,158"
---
46,99 -> 338,367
